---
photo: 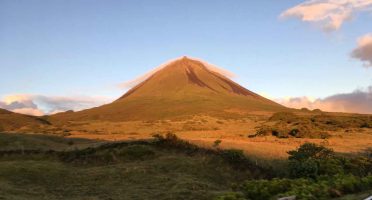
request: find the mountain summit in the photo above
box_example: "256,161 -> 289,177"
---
53,57 -> 285,121
118,56 -> 265,100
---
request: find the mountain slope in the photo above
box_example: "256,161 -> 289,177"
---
0,108 -> 50,131
52,57 -> 286,121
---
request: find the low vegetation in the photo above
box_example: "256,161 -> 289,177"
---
0,132 -> 371,200
217,175 -> 372,200
0,133 -> 265,200
251,112 -> 372,139
216,143 -> 372,200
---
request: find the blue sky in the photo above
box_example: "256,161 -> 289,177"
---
0,0 -> 371,115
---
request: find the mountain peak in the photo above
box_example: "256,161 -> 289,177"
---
161,56 -> 210,72
117,57 -> 273,102
181,55 -> 189,60
53,57 -> 285,121
178,56 -> 200,64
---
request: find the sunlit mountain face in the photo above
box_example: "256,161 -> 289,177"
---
50,57 -> 286,122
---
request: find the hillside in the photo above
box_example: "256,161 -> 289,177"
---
52,57 -> 285,122
0,108 -> 50,131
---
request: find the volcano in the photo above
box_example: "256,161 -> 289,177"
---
52,57 -> 285,121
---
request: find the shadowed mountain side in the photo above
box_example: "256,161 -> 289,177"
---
0,108 -> 50,131
51,57 -> 286,122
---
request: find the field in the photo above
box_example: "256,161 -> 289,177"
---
0,133 -> 260,200
1,110 -> 372,199
0,132 -> 371,200
42,111 -> 372,159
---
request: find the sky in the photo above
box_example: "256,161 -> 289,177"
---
0,0 -> 371,115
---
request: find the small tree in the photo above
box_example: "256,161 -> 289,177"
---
288,143 -> 343,178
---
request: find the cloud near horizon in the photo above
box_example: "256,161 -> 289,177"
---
351,33 -> 372,67
280,0 -> 372,31
275,86 -> 372,114
0,94 -> 112,116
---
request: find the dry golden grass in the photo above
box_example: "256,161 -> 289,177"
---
62,115 -> 372,159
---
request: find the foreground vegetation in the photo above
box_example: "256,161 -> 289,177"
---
0,133 -> 264,200
0,132 -> 371,200
217,143 -> 372,200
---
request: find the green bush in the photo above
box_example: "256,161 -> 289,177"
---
214,192 -> 245,200
288,143 -> 343,178
340,155 -> 372,176
288,143 -> 334,161
289,159 -> 319,178
239,178 -> 292,200
221,149 -> 249,168
217,175 -> 372,200
216,143 -> 372,200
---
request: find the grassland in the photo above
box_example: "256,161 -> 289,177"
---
1,108 -> 372,199
0,133 -> 258,200
43,112 -> 372,159
0,133 -> 371,200
2,109 -> 371,159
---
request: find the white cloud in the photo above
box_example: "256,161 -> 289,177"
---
351,33 -> 372,67
280,0 -> 372,31
275,86 -> 372,114
12,108 -> 45,116
0,94 -> 112,116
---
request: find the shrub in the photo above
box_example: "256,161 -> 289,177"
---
263,112 -> 372,139
213,139 -> 222,148
214,192 -> 246,200
221,149 -> 248,168
360,122 -> 370,128
288,143 -> 335,161
152,133 -> 270,175
288,143 -> 343,178
340,155 -> 372,177
319,132 -> 330,139
217,175 -> 372,200
254,120 -> 331,139
288,159 -> 319,179
271,128 -> 289,138
254,125 -> 272,136
288,128 -> 300,137
269,112 -> 298,123
216,143 -> 372,200
239,178 -> 292,200
153,132 -> 199,153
